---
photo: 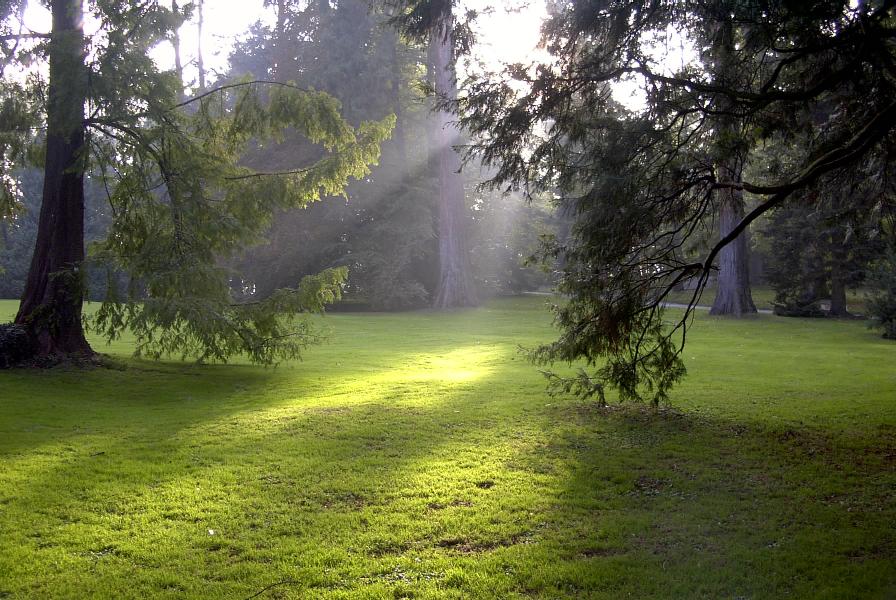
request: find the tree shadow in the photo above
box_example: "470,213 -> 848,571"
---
0,341 -> 540,596
524,402 -> 896,597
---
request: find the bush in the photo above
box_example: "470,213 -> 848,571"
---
866,251 -> 896,339
0,323 -> 35,368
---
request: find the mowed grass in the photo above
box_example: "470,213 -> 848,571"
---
664,284 -> 871,313
0,297 -> 894,599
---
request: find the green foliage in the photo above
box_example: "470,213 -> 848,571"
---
228,0 -> 437,310
0,170 -> 119,300
758,133 -> 890,317
93,267 -> 348,364
867,250 -> 896,339
469,188 -> 559,295
1,1 -> 393,362
87,80 -> 393,363
458,0 -> 896,401
0,79 -> 40,220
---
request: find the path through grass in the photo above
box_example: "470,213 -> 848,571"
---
1,298 -> 894,598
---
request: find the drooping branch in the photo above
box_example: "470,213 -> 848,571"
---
701,98 -> 896,271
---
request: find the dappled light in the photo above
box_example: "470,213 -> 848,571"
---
2,0 -> 895,597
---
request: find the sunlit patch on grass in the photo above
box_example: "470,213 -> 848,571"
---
0,297 -> 894,598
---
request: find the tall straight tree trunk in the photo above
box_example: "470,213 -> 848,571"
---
275,0 -> 289,80
828,230 -> 849,316
15,0 -> 92,359
388,27 -> 407,166
710,172 -> 757,316
429,9 -> 477,309
196,0 -> 206,90
171,1 -> 186,103
708,17 -> 756,317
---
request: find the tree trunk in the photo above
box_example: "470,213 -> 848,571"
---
275,0 -> 289,80
14,0 -> 92,360
196,0 -> 206,90
171,1 -> 186,103
388,27 -> 407,166
429,10 -> 477,309
710,177 -> 757,316
828,230 -> 850,317
708,19 -> 756,317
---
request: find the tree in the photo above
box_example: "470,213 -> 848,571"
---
0,0 -> 392,365
428,2 -> 477,308
389,0 -> 478,308
458,0 -> 896,403
706,16 -> 756,317
228,0 -> 436,310
14,0 -> 91,358
763,193 -> 884,318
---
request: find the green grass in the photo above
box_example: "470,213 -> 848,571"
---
665,284 -> 870,313
1,297 -> 894,599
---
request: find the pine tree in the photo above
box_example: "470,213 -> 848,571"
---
0,0 -> 392,365
457,0 -> 896,402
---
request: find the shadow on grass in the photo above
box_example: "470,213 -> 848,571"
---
524,402 -> 896,598
0,341 -> 560,597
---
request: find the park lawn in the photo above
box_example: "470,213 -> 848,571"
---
664,284 -> 871,314
0,297 -> 894,599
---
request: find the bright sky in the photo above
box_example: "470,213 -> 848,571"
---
20,0 -> 546,86
463,0 -> 548,70
22,0 -> 268,87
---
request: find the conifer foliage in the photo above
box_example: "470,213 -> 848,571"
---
0,0 -> 392,365
458,0 -> 896,403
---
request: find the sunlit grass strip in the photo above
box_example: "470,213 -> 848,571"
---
0,297 -> 894,598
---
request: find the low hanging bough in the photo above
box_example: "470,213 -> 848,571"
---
456,0 -> 896,404
0,0 -> 393,367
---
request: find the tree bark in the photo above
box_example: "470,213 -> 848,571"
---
828,230 -> 850,316
275,0 -> 289,80
388,27 -> 407,166
710,173 -> 757,316
429,9 -> 477,309
196,0 -> 206,90
171,1 -> 186,103
14,0 -> 93,360
708,18 -> 756,317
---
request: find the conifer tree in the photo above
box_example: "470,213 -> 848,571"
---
0,0 -> 392,365
458,0 -> 896,402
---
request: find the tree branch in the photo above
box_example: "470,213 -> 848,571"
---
172,80 -> 312,111
224,166 -> 313,181
699,99 -> 896,273
0,33 -> 51,41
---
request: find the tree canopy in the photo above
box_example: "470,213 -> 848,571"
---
458,0 -> 896,403
0,0 -> 392,364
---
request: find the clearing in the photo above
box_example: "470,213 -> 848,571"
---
0,297 -> 894,599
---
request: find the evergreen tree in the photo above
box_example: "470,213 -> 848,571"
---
0,0 -> 392,365
387,0 -> 480,308
229,0 -> 437,310
458,0 -> 896,403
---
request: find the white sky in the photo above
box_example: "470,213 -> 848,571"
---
20,0 -> 546,87
16,1 -> 696,114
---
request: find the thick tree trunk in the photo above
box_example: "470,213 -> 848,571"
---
829,231 -> 850,316
429,11 -> 477,309
14,0 -> 92,360
710,178 -> 757,316
708,19 -> 756,317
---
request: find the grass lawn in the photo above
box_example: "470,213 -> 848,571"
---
1,297 -> 894,599
664,284 -> 871,313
